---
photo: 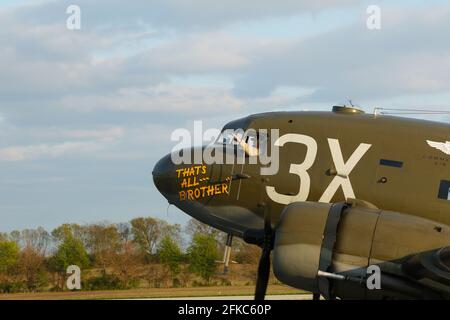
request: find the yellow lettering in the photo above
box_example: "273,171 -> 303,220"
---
214,184 -> 221,195
200,186 -> 207,197
221,183 -> 229,194
188,177 -> 199,188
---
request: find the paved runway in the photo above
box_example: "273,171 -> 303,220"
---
145,294 -> 313,300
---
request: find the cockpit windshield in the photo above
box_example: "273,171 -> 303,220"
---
216,127 -> 267,157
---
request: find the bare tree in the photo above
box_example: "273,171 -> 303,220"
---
179,264 -> 191,287
116,222 -> 131,243
111,241 -> 139,288
144,265 -> 160,288
130,217 -> 159,255
186,218 -> 223,253
20,227 -> 51,256
9,230 -> 21,245
130,217 -> 181,256
84,223 -> 121,272
185,218 -> 219,239
51,223 -> 88,246
18,246 -> 46,291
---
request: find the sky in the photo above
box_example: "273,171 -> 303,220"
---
1,0 -> 450,232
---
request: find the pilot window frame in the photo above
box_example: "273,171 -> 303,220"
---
216,127 -> 267,158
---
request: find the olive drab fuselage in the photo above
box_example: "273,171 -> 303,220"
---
193,111 -> 450,228
153,107 -> 450,299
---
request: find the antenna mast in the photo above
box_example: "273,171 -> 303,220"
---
373,107 -> 450,116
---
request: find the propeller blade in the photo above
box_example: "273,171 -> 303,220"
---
255,245 -> 271,300
254,204 -> 274,300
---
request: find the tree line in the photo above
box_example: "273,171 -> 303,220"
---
0,217 -> 259,293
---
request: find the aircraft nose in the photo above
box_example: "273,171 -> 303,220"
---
152,153 -> 177,196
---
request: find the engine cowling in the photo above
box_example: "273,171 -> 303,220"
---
272,200 -> 450,299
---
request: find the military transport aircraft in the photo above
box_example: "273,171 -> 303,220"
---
152,105 -> 450,300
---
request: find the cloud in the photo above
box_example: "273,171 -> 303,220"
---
232,5 -> 450,101
57,82 -> 303,115
63,127 -> 124,141
0,126 -> 125,161
59,84 -> 242,113
3,1 -> 450,120
0,141 -> 101,161
130,32 -> 252,74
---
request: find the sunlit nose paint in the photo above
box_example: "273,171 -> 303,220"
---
175,164 -> 231,201
152,153 -> 177,196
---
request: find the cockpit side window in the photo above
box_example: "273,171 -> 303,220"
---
217,128 -> 244,145
216,127 -> 267,157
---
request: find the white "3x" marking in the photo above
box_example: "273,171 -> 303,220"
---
265,135 -> 371,205
318,138 -> 371,203
266,134 -> 317,204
